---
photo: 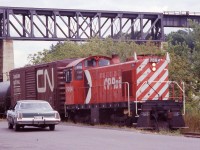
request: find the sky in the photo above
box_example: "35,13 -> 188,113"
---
1,0 -> 200,67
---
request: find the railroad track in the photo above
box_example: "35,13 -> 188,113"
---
182,132 -> 200,138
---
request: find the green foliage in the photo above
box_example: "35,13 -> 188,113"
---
27,38 -> 162,65
189,21 -> 200,51
166,29 -> 195,49
184,101 -> 200,132
167,44 -> 195,99
190,22 -> 200,95
166,22 -> 200,132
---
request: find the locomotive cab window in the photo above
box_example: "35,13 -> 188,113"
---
74,63 -> 83,80
65,68 -> 72,83
99,59 -> 110,67
84,58 -> 96,68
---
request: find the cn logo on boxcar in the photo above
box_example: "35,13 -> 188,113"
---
36,68 -> 54,93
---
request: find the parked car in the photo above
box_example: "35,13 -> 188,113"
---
7,100 -> 61,131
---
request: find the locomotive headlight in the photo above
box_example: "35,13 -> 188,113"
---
151,63 -> 156,71
152,67 -> 156,72
152,63 -> 156,67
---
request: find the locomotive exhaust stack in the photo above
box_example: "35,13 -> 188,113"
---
111,54 -> 120,64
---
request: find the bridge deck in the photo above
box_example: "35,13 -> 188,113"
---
0,7 -> 200,41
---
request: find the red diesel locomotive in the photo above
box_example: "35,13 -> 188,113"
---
64,53 -> 185,129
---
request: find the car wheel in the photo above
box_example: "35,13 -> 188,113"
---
8,122 -> 13,129
49,125 -> 55,131
14,124 -> 20,131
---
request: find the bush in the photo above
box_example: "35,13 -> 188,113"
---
183,102 -> 200,132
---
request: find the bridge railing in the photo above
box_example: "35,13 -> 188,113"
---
164,11 -> 200,16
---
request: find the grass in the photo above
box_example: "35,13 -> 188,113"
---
182,110 -> 200,133
62,120 -> 182,136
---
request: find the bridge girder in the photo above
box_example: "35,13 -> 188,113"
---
0,7 -> 164,42
0,7 -> 200,42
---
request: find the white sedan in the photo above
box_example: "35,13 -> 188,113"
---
7,100 -> 61,131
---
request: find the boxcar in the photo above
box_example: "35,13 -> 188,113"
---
9,59 -> 76,117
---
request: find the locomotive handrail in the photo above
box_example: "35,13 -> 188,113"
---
135,81 -> 185,117
103,81 -> 131,116
123,82 -> 131,117
135,81 -> 147,117
95,81 -> 131,117
64,82 -> 131,116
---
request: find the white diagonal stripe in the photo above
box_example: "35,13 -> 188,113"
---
84,70 -> 92,104
162,92 -> 169,100
152,82 -> 169,100
136,59 -> 149,74
141,70 -> 168,100
137,68 -> 151,85
137,61 -> 168,97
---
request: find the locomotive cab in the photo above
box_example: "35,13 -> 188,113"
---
64,56 -> 111,105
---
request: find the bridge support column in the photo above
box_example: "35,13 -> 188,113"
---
0,40 -> 14,81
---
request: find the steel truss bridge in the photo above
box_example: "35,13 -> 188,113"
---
1,7 -> 200,42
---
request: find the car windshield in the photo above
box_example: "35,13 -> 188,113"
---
19,102 -> 53,110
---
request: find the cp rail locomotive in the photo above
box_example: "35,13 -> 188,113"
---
7,53 -> 185,129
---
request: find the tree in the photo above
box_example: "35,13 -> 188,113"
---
166,29 -> 195,50
167,44 -> 196,100
27,38 -> 162,65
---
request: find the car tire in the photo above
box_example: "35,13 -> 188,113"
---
8,122 -> 13,129
49,125 -> 55,131
14,124 -> 20,131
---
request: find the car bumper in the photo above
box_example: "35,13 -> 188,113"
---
16,118 -> 60,125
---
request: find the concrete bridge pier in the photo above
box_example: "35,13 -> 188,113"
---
0,40 -> 14,82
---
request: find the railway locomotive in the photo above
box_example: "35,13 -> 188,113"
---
7,53 -> 185,129
63,53 -> 185,129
